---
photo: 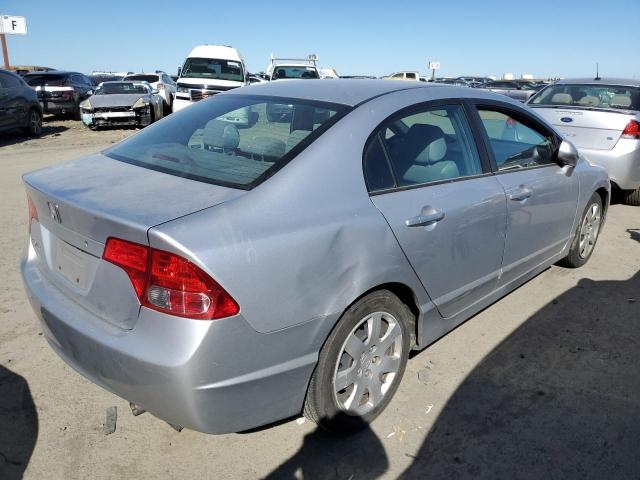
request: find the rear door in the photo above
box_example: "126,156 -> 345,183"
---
473,103 -> 579,287
366,101 -> 507,318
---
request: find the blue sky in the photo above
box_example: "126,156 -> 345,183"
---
2,0 -> 638,79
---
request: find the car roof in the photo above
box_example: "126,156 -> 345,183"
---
554,77 -> 640,87
23,70 -> 81,76
229,79 -> 452,106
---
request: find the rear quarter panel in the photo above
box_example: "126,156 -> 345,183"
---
148,90 -> 459,334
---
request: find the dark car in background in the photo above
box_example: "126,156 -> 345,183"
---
0,69 -> 43,137
479,80 -> 540,102
23,71 -> 94,119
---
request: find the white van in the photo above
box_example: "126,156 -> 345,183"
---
174,45 -> 247,112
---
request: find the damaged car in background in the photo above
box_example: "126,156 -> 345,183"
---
80,81 -> 163,129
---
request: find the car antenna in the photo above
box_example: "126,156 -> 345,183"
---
594,62 -> 601,81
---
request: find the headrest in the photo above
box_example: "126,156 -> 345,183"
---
403,124 -> 447,165
578,96 -> 599,107
610,95 -> 631,108
203,120 -> 239,151
551,93 -> 572,104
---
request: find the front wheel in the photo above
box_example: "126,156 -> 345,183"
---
23,108 -> 42,137
304,290 -> 412,434
559,192 -> 603,268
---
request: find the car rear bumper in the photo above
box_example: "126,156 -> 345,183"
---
38,99 -> 77,114
580,139 -> 640,190
21,241 -> 330,433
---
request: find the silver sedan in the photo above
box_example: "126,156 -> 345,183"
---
22,80 -> 609,434
528,78 -> 640,205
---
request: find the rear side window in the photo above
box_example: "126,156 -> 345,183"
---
106,95 -> 348,189
478,109 -> 555,170
370,104 -> 483,188
363,137 -> 395,191
530,84 -> 640,111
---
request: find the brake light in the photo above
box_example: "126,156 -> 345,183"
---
103,238 -> 239,320
27,194 -> 38,234
61,90 -> 74,100
621,119 -> 640,139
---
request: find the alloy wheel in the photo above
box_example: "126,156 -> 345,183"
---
579,203 -> 601,259
333,311 -> 403,416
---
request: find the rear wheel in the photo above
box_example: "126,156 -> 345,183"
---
23,108 -> 42,137
623,188 -> 640,206
559,192 -> 603,268
304,290 -> 412,434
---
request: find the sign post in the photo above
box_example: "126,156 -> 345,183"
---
428,61 -> 440,81
0,15 -> 28,69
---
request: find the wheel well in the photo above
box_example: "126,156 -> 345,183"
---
357,282 -> 421,348
595,187 -> 609,214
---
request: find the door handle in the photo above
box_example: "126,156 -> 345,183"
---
406,209 -> 445,227
508,186 -> 533,201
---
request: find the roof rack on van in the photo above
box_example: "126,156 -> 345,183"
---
269,54 -> 318,66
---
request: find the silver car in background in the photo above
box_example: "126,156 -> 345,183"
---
22,80 -> 609,434
528,78 -> 640,205
479,80 -> 541,102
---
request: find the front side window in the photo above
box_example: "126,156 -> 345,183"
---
106,95 -> 347,189
478,109 -> 555,170
365,104 -> 483,190
530,83 -> 640,111
181,58 -> 244,82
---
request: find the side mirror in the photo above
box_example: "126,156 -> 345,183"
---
557,140 -> 579,167
177,67 -> 182,77
87,90 -> 93,96
152,89 -> 159,95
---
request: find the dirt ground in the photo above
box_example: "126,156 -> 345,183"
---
1,117 -> 639,480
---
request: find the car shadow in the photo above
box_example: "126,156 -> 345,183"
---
627,229 -> 640,243
0,365 -> 38,480
0,125 -> 68,147
400,270 -> 640,479
265,416 -> 388,479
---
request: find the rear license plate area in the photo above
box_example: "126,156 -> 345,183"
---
55,240 -> 90,289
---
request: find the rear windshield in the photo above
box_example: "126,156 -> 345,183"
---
96,82 -> 149,94
125,74 -> 159,83
530,84 -> 640,111
106,95 -> 348,189
24,74 -> 67,86
272,66 -> 319,80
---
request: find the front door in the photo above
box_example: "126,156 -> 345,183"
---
364,102 -> 507,318
474,106 -> 579,287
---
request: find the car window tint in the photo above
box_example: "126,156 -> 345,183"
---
380,105 -> 482,186
478,109 -> 555,170
363,136 -> 395,191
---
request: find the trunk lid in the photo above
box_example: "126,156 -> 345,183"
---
25,153 -> 244,329
532,106 -> 636,150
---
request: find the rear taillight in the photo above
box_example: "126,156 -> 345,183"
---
27,194 -> 38,233
103,238 -> 239,320
621,119 -> 640,139
61,90 -> 74,100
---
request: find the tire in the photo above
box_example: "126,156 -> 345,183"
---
623,188 -> 640,206
559,192 -> 603,268
304,290 -> 412,434
23,108 -> 42,137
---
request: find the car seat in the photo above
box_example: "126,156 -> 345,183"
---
397,124 -> 459,184
203,119 -> 240,153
